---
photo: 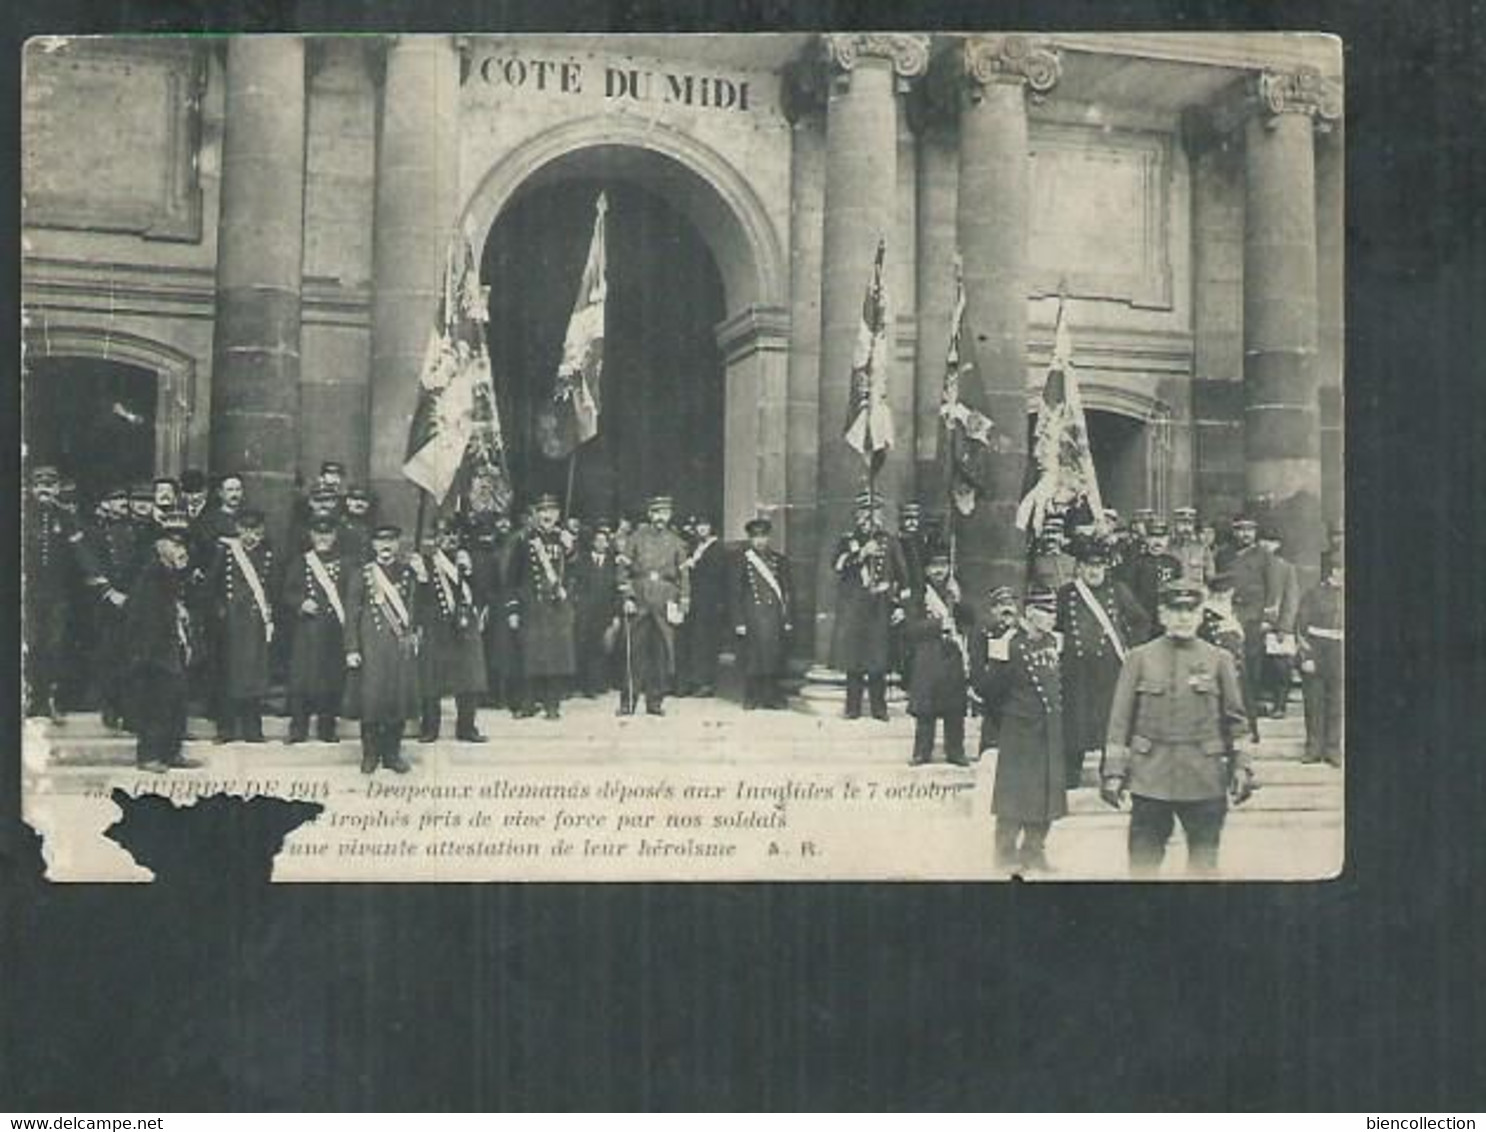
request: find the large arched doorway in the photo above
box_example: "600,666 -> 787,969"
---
461,121 -> 789,539
24,355 -> 160,501
483,176 -> 726,523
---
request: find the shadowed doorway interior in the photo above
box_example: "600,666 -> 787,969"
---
483,176 -> 727,526
24,355 -> 158,503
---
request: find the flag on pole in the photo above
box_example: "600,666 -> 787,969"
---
1015,296 -> 1105,535
842,237 -> 894,474
939,256 -> 998,516
403,231 -> 513,509
537,191 -> 607,460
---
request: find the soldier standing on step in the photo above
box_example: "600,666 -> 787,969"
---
344,524 -> 424,774
829,490 -> 909,722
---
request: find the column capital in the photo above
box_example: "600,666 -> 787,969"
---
820,33 -> 930,92
1254,65 -> 1343,132
957,35 -> 1062,103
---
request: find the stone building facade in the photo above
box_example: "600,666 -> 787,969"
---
21,32 -> 1343,658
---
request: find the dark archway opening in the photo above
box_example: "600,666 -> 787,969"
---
1023,407 -> 1149,517
482,177 -> 727,525
25,355 -> 158,504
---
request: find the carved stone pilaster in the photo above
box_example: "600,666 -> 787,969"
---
819,32 -> 930,94
1255,65 -> 1343,132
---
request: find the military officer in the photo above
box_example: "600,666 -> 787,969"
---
1101,578 -> 1255,877
79,486 -> 139,731
1256,524 -> 1302,718
893,502 -> 927,686
344,525 -> 423,773
507,494 -> 577,720
1028,515 -> 1077,593
677,515 -> 727,697
1225,515 -> 1281,739
1127,518 -> 1184,639
209,508 -> 278,743
905,543 -> 973,767
288,484 -> 344,553
1170,505 -> 1215,584
976,587 -> 1066,872
1056,536 -> 1149,790
340,486 -> 377,564
1296,548 -> 1344,766
24,465 -> 85,722
282,516 -> 350,744
729,517 -> 794,711
621,495 -> 691,716
829,490 -> 910,721
124,520 -> 202,772
572,521 -> 621,697
416,517 -> 489,743
179,469 -> 210,522
970,585 -> 1022,757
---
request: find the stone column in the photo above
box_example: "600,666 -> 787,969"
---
951,35 -> 1060,603
911,96 -> 959,515
781,63 -> 827,658
368,35 -> 462,531
811,33 -> 929,661
210,38 -> 307,542
1243,67 -> 1340,588
1315,116 -> 1344,532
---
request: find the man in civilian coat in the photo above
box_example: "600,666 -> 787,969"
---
208,508 -> 278,743
976,587 -> 1067,872
415,517 -> 489,743
507,494 -> 577,720
829,490 -> 910,721
904,542 -> 973,767
344,524 -> 424,774
572,522 -> 621,697
281,516 -> 350,744
124,521 -> 202,772
1055,536 -> 1149,789
729,517 -> 793,711
677,515 -> 727,698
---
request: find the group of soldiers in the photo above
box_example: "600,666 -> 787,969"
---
861,490 -> 1344,874
22,461 -> 797,775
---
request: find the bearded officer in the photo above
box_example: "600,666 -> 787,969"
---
829,490 -> 909,721
729,517 -> 794,711
124,520 -> 203,772
1101,578 -> 1255,877
208,508 -> 278,743
282,516 -> 350,744
507,494 -> 577,720
344,524 -> 424,773
621,494 -> 691,716
416,517 -> 489,743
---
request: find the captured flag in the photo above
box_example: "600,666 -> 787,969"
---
1015,298 -> 1105,534
537,191 -> 607,460
939,256 -> 998,516
404,231 -> 512,509
842,237 -> 894,473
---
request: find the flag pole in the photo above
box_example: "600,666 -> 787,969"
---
564,448 -> 579,519
413,488 -> 427,552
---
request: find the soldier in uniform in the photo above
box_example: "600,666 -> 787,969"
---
124,520 -> 202,772
416,518 -> 489,743
621,495 -> 691,716
729,517 -> 794,711
1127,518 -> 1183,639
507,494 -> 577,720
208,508 -> 278,743
289,484 -> 344,553
24,465 -> 85,721
1198,570 -> 1253,737
1028,515 -> 1077,593
152,477 -> 180,522
1256,525 -> 1301,718
970,585 -> 1022,758
905,543 -> 973,767
572,522 -> 621,697
677,515 -> 727,697
893,502 -> 926,686
1169,505 -> 1215,584
1296,548 -> 1344,766
1056,536 -> 1149,790
79,486 -> 139,731
344,525 -> 423,773
340,486 -> 377,565
976,587 -> 1066,872
1226,515 -> 1280,738
281,516 -> 350,744
829,490 -> 909,721
1101,578 -> 1255,877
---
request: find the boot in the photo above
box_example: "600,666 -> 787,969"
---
844,673 -> 864,720
316,712 -> 340,744
419,698 -> 441,742
382,727 -> 411,774
645,695 -> 665,717
868,676 -> 889,722
455,695 -> 486,742
287,714 -> 310,745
